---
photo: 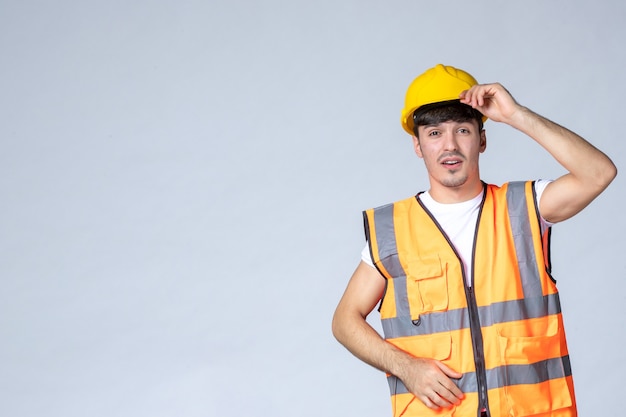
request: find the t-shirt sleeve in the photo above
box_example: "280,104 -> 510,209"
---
361,243 -> 374,267
534,179 -> 555,230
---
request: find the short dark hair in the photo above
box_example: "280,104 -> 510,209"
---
412,100 -> 484,137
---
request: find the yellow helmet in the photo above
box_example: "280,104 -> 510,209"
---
400,64 -> 483,135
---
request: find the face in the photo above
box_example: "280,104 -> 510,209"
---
414,120 -> 487,200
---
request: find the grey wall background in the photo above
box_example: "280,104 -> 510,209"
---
1,1 -> 625,416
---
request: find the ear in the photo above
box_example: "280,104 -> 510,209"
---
479,129 -> 487,153
412,135 -> 424,158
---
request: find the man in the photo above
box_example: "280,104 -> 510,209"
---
332,64 -> 616,417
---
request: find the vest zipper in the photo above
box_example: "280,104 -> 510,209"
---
416,186 -> 491,417
466,284 -> 490,417
467,185 -> 491,417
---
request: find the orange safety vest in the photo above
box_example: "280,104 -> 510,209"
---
363,181 -> 577,417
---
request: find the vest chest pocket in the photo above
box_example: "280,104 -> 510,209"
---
406,257 -> 449,320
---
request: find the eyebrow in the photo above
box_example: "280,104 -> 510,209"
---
422,121 -> 473,128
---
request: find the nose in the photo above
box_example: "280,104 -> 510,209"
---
442,131 -> 459,151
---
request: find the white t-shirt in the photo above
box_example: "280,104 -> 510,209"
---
361,180 -> 554,285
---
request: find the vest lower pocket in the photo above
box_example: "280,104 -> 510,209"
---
389,334 -> 456,416
397,395 -> 456,417
497,325 -> 573,416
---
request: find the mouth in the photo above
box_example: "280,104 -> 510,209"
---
440,157 -> 463,168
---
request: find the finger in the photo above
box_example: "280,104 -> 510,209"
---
436,380 -> 464,404
465,84 -> 499,109
426,389 -> 456,409
433,363 -> 464,401
461,86 -> 480,106
435,361 -> 463,379
419,395 -> 440,410
471,87 -> 483,107
472,89 -> 486,108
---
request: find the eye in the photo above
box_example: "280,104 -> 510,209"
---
428,130 -> 441,137
458,127 -> 470,134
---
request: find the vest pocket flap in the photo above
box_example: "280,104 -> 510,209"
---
405,333 -> 452,361
406,256 -> 449,315
497,317 -> 560,364
407,256 -> 443,280
429,333 -> 452,360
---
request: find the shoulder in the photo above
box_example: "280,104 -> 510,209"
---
365,194 -> 421,213
487,180 -> 540,197
496,180 -> 552,200
363,195 -> 423,231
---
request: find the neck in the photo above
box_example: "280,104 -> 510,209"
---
428,180 -> 484,204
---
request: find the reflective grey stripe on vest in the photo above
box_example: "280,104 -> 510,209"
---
381,292 -> 562,338
370,203 -> 411,318
506,181 -> 543,298
374,182 -> 554,340
387,355 -> 572,395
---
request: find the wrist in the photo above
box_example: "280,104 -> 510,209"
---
505,105 -> 537,131
385,345 -> 417,379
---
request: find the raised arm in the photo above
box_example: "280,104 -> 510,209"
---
460,83 -> 617,223
332,261 -> 464,410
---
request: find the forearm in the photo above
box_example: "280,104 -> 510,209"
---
508,106 -> 616,189
332,308 -> 412,378
501,105 -> 616,222
461,82 -> 617,200
332,306 -> 465,409
332,263 -> 465,409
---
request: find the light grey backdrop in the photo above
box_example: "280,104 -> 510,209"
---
1,1 -> 624,416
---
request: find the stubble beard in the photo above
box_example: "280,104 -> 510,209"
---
440,172 -> 468,188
